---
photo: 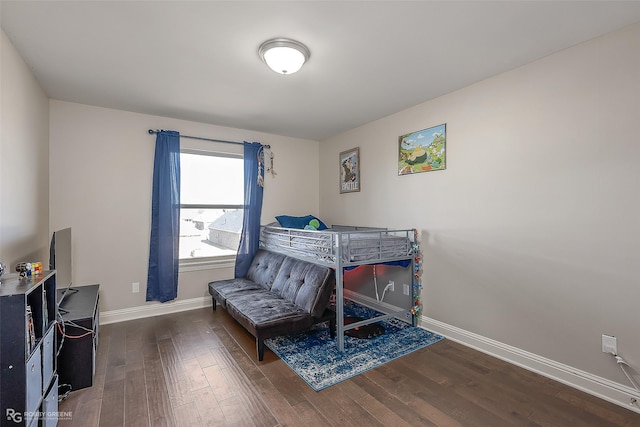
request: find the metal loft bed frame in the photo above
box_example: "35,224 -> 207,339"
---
259,224 -> 417,351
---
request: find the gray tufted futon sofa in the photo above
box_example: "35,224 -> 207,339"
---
208,249 -> 336,361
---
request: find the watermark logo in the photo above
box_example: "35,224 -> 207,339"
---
6,409 -> 22,423
6,408 -> 73,423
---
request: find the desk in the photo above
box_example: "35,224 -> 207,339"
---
56,284 -> 100,391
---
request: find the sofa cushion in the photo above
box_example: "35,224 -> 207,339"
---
226,290 -> 314,337
208,278 -> 263,309
270,257 -> 334,318
245,250 -> 286,290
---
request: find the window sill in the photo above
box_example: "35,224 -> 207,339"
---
179,256 -> 236,272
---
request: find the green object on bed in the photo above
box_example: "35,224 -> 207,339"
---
275,214 -> 328,230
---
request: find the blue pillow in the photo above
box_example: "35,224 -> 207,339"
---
275,215 -> 328,230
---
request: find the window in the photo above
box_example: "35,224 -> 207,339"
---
179,149 -> 244,263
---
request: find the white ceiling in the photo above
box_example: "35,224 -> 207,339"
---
2,1 -> 640,141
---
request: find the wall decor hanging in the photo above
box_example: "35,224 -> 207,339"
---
339,147 -> 360,193
398,123 -> 446,175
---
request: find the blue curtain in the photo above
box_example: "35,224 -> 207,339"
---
234,142 -> 265,278
147,130 -> 181,302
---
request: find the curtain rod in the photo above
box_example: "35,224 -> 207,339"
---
148,129 -> 248,146
148,129 -> 271,149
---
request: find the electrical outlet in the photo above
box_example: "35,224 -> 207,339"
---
132,282 -> 140,293
403,283 -> 410,296
388,281 -> 394,291
602,334 -> 617,354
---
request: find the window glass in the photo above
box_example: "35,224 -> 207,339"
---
180,153 -> 243,205
179,151 -> 244,260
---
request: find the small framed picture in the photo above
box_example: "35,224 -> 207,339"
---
339,147 -> 360,193
398,123 -> 446,175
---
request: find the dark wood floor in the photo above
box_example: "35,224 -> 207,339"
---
57,306 -> 640,426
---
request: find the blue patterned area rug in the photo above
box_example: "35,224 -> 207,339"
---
264,301 -> 445,391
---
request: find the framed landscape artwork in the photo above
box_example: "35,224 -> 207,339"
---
339,147 -> 360,193
398,123 -> 446,175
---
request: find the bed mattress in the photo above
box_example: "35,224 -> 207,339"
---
260,226 -> 413,264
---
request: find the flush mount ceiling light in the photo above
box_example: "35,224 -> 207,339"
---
258,38 -> 310,75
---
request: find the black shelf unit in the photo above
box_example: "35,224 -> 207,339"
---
0,271 -> 58,427
56,284 -> 99,391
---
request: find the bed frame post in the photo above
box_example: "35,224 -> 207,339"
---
411,254 -> 417,327
336,236 -> 345,352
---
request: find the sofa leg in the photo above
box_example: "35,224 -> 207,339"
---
329,318 -> 336,339
211,296 -> 217,311
257,338 -> 265,361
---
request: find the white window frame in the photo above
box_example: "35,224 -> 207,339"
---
178,147 -> 244,272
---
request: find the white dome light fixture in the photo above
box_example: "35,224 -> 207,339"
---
258,38 -> 310,75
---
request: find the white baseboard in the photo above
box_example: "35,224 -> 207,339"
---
420,315 -> 640,414
99,296 -> 212,325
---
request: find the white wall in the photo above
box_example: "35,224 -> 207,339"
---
320,22 -> 640,395
0,29 -> 49,268
49,101 -> 319,312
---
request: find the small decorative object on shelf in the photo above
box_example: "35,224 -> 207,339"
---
14,261 -> 42,278
0,259 -> 5,279
31,262 -> 43,275
16,262 -> 30,278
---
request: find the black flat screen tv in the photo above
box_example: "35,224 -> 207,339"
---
49,227 -> 72,291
